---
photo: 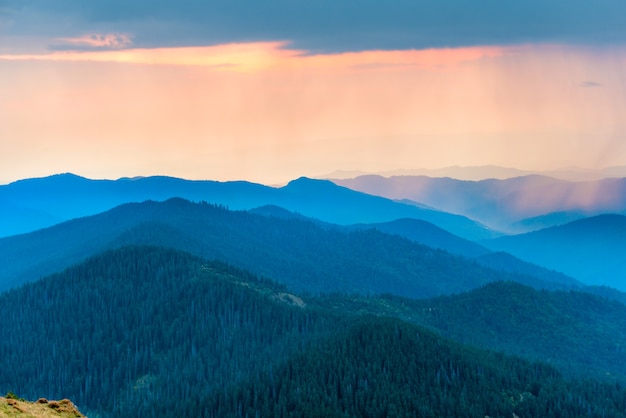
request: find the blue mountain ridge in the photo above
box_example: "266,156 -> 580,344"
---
0,173 -> 496,240
483,214 -> 626,290
0,198 -> 574,296
246,204 -> 614,292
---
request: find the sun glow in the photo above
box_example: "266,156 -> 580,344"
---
0,40 -> 509,73
1,39 -> 625,184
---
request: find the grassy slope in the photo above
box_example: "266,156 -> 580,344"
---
0,397 -> 83,418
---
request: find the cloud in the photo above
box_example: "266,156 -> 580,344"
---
0,43 -> 509,75
51,33 -> 132,50
580,81 -> 603,87
3,1 -> 626,53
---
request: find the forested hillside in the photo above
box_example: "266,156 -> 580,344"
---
348,218 -> 581,288
0,247 -> 336,417
0,199 -> 567,297
206,318 -> 626,418
348,218 -> 490,258
355,282 -> 626,382
1,246 -> 625,417
472,251 -> 579,288
314,281 -> 626,383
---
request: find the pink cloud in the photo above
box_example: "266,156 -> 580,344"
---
55,33 -> 133,49
0,40 -> 509,72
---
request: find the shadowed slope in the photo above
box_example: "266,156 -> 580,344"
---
0,199 -> 561,297
483,214 -> 626,289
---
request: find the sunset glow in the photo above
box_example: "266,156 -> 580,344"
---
0,41 -> 509,73
1,2 -> 626,185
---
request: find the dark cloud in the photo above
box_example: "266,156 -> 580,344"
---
6,0 -> 626,52
0,0 -> 14,14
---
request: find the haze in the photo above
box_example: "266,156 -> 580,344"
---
1,1 -> 626,185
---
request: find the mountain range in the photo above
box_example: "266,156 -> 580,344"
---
321,164 -> 626,182
3,172 -> 625,291
333,174 -> 626,233
0,198 -> 578,297
329,174 -> 626,289
2,170 -> 626,416
0,173 -> 494,240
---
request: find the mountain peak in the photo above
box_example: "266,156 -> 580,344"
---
8,172 -> 89,187
285,177 -> 337,190
288,176 -> 329,184
542,213 -> 626,234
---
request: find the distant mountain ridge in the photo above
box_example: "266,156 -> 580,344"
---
0,198 -> 577,296
483,214 -> 626,290
321,164 -> 626,181
348,218 -> 491,258
334,174 -> 626,232
339,217 -> 584,291
4,172 -> 622,289
0,173 -> 494,240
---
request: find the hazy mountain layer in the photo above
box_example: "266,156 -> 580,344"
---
348,218 -> 491,258
344,218 -> 581,289
0,199 -> 563,297
483,214 -> 626,290
334,174 -> 626,232
472,251 -> 579,288
322,164 -> 626,181
0,173 -> 493,240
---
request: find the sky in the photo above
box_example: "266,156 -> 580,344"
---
1,1 -> 626,185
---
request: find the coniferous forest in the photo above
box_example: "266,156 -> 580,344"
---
1,246 -> 626,417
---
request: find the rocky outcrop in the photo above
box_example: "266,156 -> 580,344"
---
1,395 -> 85,417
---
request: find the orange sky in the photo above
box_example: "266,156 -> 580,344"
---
1,41 -> 625,184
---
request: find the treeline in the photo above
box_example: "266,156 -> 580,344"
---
314,281 -> 626,383
204,318 -> 626,418
409,281 -> 626,382
0,246 -> 336,416
0,246 -> 625,417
